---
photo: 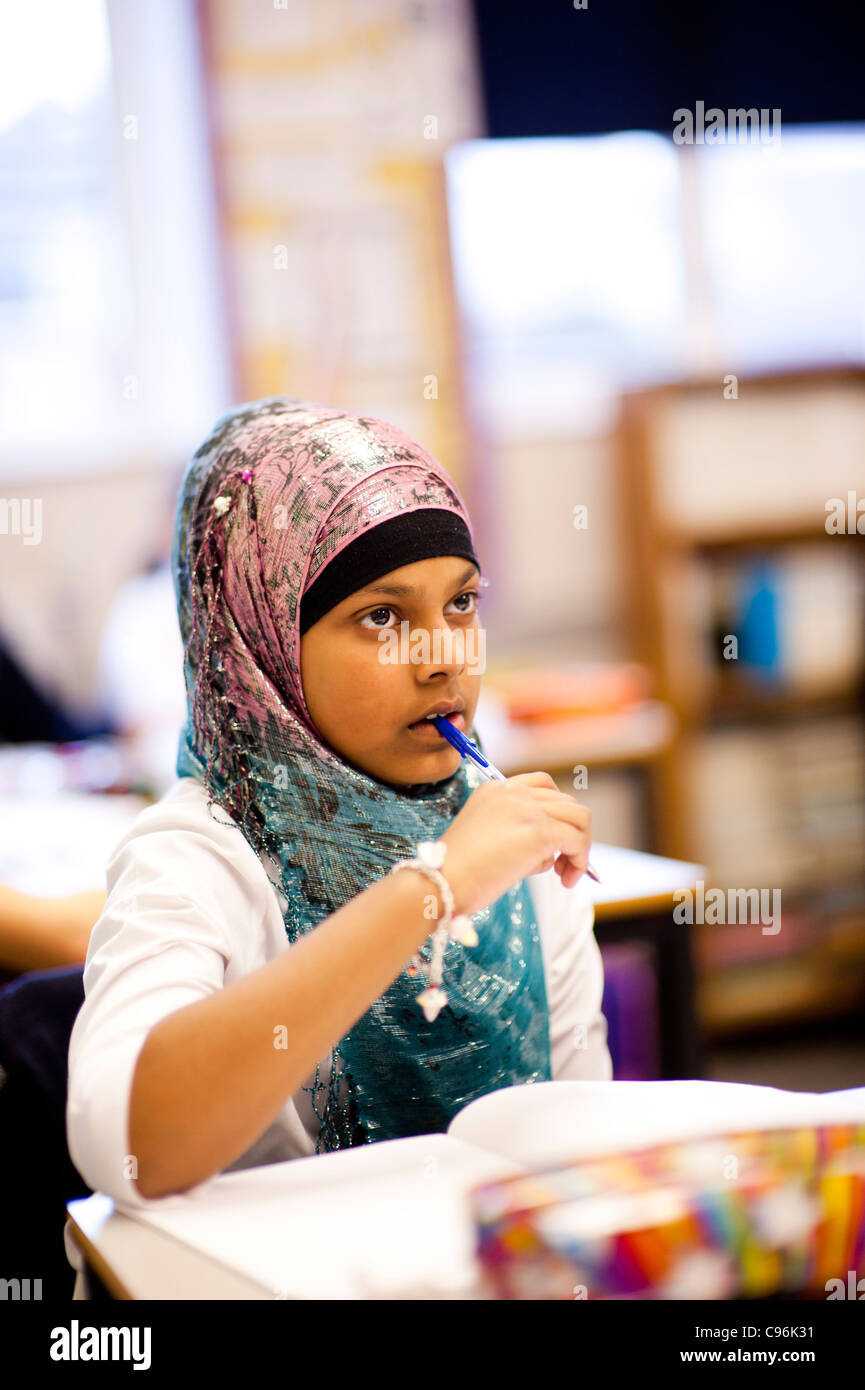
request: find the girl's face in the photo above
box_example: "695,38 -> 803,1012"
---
299,555 -> 484,788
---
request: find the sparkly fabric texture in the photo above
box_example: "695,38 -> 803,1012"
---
170,396 -> 552,1152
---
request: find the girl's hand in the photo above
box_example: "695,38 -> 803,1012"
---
438,771 -> 592,918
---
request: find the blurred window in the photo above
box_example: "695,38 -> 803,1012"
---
445,125 -> 865,434
695,123 -> 865,374
444,132 -> 688,435
0,0 -> 231,477
0,0 -> 129,453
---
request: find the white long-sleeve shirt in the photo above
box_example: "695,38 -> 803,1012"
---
66,777 -> 612,1209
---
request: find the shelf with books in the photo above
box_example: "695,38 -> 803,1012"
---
617,367 -> 865,1035
474,664 -> 678,854
698,948 -> 865,1037
695,885 -> 865,1036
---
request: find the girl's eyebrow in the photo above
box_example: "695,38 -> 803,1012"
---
360,563 -> 478,599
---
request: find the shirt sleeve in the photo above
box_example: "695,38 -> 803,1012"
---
66,808 -> 266,1210
530,868 -> 614,1082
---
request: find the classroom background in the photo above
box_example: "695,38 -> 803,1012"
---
1,0 -> 864,1099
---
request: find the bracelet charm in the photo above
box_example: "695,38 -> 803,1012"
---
389,840 -> 477,1021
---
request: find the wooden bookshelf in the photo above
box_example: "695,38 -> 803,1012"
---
617,367 -> 865,1036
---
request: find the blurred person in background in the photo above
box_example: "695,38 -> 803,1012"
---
96,464 -> 187,798
0,467 -> 186,977
0,629 -> 110,975
0,882 -> 104,978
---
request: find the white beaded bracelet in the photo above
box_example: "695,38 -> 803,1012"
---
389,839 -> 478,1022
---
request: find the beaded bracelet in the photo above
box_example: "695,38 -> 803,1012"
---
389,839 -> 478,1022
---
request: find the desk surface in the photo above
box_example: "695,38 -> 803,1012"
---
587,841 -> 706,919
0,790 -> 147,896
66,1195 -> 270,1300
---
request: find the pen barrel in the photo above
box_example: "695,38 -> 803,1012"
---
478,764 -> 507,782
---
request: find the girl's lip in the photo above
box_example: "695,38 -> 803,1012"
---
407,711 -> 466,736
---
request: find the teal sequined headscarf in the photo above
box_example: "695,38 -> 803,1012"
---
171,396 -> 552,1152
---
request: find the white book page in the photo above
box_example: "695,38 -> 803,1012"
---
117,1132 -> 525,1299
447,1079 -> 865,1169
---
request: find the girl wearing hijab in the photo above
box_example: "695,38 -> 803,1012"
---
67,397 -> 611,1204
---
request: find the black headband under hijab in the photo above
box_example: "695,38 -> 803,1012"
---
299,509 -> 481,636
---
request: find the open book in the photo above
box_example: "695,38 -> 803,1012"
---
101,1079 -> 865,1298
448,1076 -> 865,1167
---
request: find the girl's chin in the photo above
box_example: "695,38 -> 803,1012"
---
386,737 -> 462,785
333,720 -> 468,788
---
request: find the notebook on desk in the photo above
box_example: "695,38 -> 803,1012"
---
111,1132 -> 524,1299
112,1080 -> 865,1299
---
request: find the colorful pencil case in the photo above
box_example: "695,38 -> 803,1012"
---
470,1123 -> 865,1300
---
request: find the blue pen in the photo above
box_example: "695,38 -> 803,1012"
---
432,715 -> 601,883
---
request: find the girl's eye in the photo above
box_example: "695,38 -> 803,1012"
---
360,606 -> 398,629
358,590 -> 481,631
449,589 -> 480,615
